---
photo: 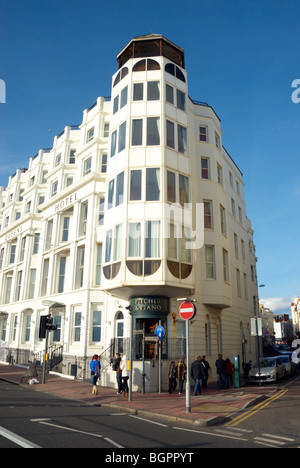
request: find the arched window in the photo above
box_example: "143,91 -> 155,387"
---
165,63 -> 186,83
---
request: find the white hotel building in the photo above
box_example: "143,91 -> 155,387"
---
0,35 -> 259,389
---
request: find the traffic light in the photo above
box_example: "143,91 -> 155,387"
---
39,315 -> 58,339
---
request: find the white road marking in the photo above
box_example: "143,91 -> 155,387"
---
0,426 -> 40,449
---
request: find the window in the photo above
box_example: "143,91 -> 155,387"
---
231,198 -> 236,218
204,201 -> 213,229
146,168 -> 160,201
103,123 -> 109,138
113,95 -> 119,114
147,117 -> 160,146
69,150 -> 76,164
215,132 -> 220,149
166,120 -> 175,149
167,171 -> 176,203
101,153 -> 107,173
84,157 -> 92,176
55,154 -> 61,167
177,89 -> 186,111
166,84 -> 174,104
74,311 -> 82,342
87,127 -> 94,142
10,244 -> 17,264
179,174 -> 189,206
15,271 -> 23,301
0,248 -> 4,270
165,63 -> 186,82
46,220 -> 53,249
53,315 -> 62,342
95,244 -> 102,286
108,179 -> 115,209
128,223 -> 141,257
145,221 -> 160,258
116,172 -> 124,206
229,172 -> 233,187
130,170 -> 142,201
147,81 -> 160,101
76,247 -> 85,289
58,256 -> 67,293
20,237 -> 26,262
105,229 -> 112,263
132,119 -> 143,146
24,314 -> 31,342
5,276 -> 12,304
110,130 -> 117,157
98,197 -> 105,225
120,86 -> 128,108
201,158 -> 210,179
178,125 -> 187,155
217,164 -> 223,186
92,310 -> 102,342
28,269 -> 36,300
118,122 -> 126,153
223,249 -> 229,283
79,203 -> 88,236
205,245 -> 216,279
236,269 -> 242,297
41,259 -> 49,297
220,205 -> 227,235
234,233 -> 239,259
62,217 -> 70,242
199,126 -> 208,142
113,224 -> 123,262
52,181 -> 58,197
133,83 -> 143,101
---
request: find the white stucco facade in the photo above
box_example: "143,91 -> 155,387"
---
0,35 -> 259,390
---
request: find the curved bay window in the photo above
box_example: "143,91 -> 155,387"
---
126,220 -> 161,277
167,223 -> 192,279
103,224 -> 123,280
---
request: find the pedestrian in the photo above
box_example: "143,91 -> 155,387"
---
201,355 -> 211,389
215,354 -> 228,390
120,355 -> 129,398
90,354 -> 101,395
112,352 -> 123,395
176,359 -> 187,394
191,356 -> 205,396
226,358 -> 234,387
168,361 -> 177,394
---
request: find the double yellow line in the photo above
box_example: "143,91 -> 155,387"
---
225,389 -> 288,427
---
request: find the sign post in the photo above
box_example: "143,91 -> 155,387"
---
179,300 -> 197,413
155,324 -> 165,394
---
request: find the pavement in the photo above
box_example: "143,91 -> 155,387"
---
0,363 -> 279,427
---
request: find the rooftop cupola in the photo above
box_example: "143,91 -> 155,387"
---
117,33 -> 185,70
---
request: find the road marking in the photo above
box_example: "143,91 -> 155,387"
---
225,389 -> 288,427
262,433 -> 295,442
0,426 -> 40,449
30,419 -> 124,448
129,415 -> 168,427
173,426 -> 248,442
254,436 -> 285,447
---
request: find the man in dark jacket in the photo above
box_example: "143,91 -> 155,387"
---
112,353 -> 122,394
191,356 -> 205,395
215,354 -> 228,390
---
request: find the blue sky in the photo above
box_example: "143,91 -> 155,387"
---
0,0 -> 300,315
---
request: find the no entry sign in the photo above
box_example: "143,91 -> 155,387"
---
179,301 -> 196,321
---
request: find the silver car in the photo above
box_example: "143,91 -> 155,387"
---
280,354 -> 297,376
249,357 -> 286,383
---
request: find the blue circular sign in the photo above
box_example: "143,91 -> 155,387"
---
154,326 -> 165,340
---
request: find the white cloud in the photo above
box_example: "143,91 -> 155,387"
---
260,297 -> 292,314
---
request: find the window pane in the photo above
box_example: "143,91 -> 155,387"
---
113,224 -> 123,261
118,122 -> 126,153
179,174 -> 189,206
167,171 -> 176,203
168,223 -> 178,259
113,95 -> 119,114
132,119 -> 143,146
108,179 -> 115,209
128,223 -> 141,257
178,125 -> 187,154
166,120 -> 175,149
130,170 -> 142,201
133,83 -> 143,101
146,168 -> 160,201
147,81 -> 160,101
120,86 -> 128,108
116,172 -> 124,206
166,84 -> 174,104
146,221 -> 160,258
105,230 -> 112,263
147,117 -> 160,146
111,130 -> 117,157
177,89 -> 186,111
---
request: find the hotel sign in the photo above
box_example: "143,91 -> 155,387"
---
5,225 -> 23,241
55,193 -> 78,213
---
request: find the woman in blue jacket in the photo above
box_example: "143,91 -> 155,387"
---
90,355 -> 101,395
